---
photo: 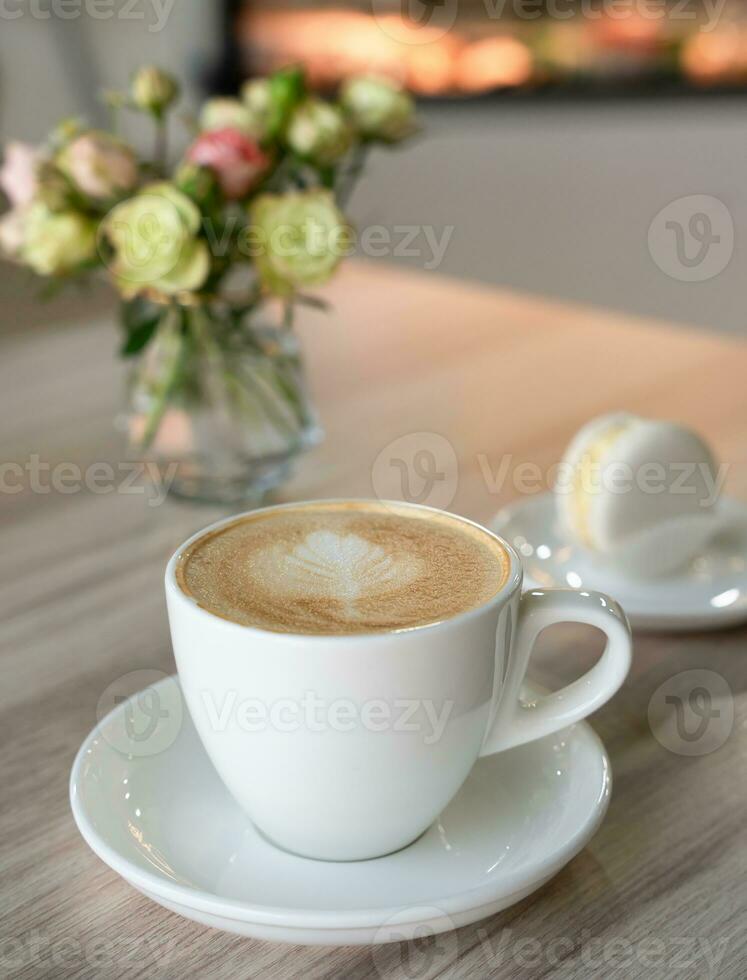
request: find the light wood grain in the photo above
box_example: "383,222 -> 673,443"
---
1,262 -> 746,979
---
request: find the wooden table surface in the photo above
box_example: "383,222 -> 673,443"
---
2,262 -> 746,979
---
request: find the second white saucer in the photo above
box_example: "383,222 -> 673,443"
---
70,676 -> 611,946
492,493 -> 747,631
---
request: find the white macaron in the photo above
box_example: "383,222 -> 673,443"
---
555,413 -> 722,576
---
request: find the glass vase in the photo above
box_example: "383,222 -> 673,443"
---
125,305 -> 322,505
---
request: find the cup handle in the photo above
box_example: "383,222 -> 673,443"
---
480,589 -> 632,756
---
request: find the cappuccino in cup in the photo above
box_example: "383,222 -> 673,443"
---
167,500 -> 631,861
177,500 -> 511,635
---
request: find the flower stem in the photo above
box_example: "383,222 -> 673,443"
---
140,308 -> 187,449
154,116 -> 169,174
282,300 -> 294,331
336,145 -> 369,209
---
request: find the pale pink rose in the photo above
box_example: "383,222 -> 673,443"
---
0,142 -> 41,207
0,207 -> 28,257
186,128 -> 269,201
60,133 -> 138,200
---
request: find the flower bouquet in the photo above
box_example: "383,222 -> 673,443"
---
0,66 -> 415,503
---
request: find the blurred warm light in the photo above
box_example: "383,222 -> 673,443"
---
681,29 -> 747,84
406,40 -> 461,94
239,4 -> 747,94
244,11 -> 406,84
593,13 -> 665,52
242,9 -> 533,96
455,37 -> 533,93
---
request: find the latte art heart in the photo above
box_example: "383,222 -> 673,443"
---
261,531 -> 422,604
177,501 -> 509,634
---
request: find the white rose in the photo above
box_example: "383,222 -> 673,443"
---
340,76 -> 416,142
21,203 -> 97,276
287,99 -> 352,165
200,99 -> 259,138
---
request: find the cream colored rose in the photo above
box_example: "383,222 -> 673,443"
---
103,183 -> 210,298
200,99 -> 260,138
21,203 -> 96,275
286,99 -> 352,165
58,132 -> 138,201
340,76 -> 415,142
249,190 -> 351,296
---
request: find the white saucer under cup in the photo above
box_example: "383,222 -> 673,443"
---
492,493 -> 747,631
70,677 -> 612,947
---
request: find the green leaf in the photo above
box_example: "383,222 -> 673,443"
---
120,316 -> 160,357
317,165 -> 336,189
120,297 -> 162,357
267,66 -> 306,139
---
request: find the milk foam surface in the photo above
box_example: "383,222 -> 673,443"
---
177,502 -> 510,635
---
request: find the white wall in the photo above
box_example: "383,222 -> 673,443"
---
0,0 -> 217,144
350,99 -> 747,336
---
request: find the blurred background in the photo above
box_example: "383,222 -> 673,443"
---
1,0 -> 746,333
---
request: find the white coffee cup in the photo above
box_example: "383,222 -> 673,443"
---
166,500 -> 632,862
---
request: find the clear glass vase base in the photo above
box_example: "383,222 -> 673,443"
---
124,314 -> 322,506
155,454 -> 295,507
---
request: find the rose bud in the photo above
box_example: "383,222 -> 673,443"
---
131,66 -> 180,116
